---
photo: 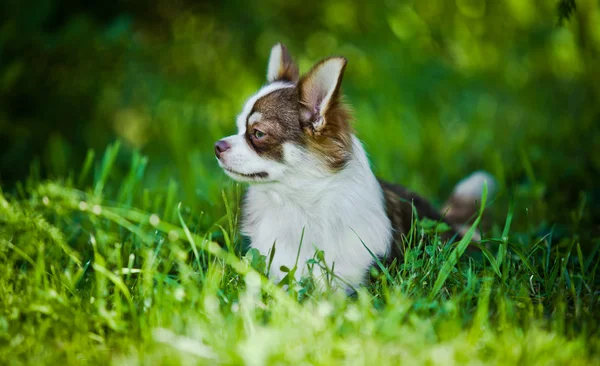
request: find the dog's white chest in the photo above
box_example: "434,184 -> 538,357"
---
241,177 -> 391,291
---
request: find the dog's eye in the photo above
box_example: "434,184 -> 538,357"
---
253,130 -> 266,139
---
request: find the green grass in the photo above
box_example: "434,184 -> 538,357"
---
0,142 -> 598,365
2,1 -> 600,364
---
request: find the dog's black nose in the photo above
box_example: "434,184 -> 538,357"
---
214,140 -> 231,158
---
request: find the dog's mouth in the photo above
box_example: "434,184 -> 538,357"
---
222,166 -> 269,180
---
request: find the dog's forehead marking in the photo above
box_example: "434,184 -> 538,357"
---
236,82 -> 294,134
248,112 -> 262,127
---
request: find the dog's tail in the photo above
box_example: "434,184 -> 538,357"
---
442,171 -> 497,240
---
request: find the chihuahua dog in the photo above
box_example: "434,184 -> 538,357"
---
215,44 -> 494,292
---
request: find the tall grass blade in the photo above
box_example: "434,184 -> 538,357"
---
430,182 -> 488,299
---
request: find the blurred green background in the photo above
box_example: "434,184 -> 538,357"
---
1,0 -> 599,244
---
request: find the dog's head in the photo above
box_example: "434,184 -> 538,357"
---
215,44 -> 353,183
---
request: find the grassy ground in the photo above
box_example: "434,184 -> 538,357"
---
1,1 -> 600,365
0,146 -> 598,365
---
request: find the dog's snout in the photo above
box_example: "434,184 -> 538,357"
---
214,140 -> 231,158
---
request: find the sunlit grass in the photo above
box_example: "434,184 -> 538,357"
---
0,143 -> 598,365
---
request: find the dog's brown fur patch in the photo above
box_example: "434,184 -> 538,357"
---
273,44 -> 299,83
302,98 -> 353,171
299,58 -> 353,171
379,180 -> 466,261
246,87 -> 303,162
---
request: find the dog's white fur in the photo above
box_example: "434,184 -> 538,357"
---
242,136 -> 391,291
266,45 -> 284,82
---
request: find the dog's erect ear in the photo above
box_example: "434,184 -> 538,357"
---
267,43 -> 299,83
298,57 -> 347,133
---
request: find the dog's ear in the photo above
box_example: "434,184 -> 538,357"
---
298,57 -> 347,133
267,43 -> 299,83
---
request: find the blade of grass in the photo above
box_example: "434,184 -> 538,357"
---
497,196 -> 513,270
352,228 -> 397,287
92,262 -> 137,320
430,182 -> 488,299
507,242 -> 541,280
178,202 -> 202,271
94,142 -> 120,197
470,242 -> 501,278
77,149 -> 95,187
